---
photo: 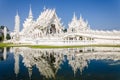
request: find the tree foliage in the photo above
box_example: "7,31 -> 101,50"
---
0,25 -> 11,41
63,28 -> 67,32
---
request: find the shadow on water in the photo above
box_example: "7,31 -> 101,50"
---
0,47 -> 120,80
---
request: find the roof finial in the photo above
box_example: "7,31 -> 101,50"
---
17,10 -> 18,15
43,6 -> 46,11
80,14 -> 82,20
73,12 -> 77,20
29,4 -> 33,18
73,12 -> 75,17
16,10 -> 19,16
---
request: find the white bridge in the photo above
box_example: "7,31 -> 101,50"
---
31,30 -> 120,45
63,31 -> 120,40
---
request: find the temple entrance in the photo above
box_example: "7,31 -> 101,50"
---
50,24 -> 56,34
79,36 -> 83,40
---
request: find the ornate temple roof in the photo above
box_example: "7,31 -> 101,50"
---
68,13 -> 90,32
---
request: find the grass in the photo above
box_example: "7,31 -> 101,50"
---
0,43 -> 29,47
0,42 -> 120,48
30,45 -> 84,48
0,43 -> 11,47
30,44 -> 120,48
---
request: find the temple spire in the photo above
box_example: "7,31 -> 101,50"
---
28,67 -> 32,80
43,6 -> 46,11
29,4 -> 33,19
79,14 -> 83,21
73,12 -> 77,21
16,10 -> 18,16
14,11 -> 20,34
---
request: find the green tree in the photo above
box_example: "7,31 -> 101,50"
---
63,28 -> 67,32
0,33 -> 4,41
0,25 -> 11,41
6,34 -> 11,40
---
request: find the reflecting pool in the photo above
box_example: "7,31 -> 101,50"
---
0,47 -> 120,80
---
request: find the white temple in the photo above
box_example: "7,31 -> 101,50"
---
10,6 -> 120,45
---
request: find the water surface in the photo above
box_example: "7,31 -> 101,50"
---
0,47 -> 120,80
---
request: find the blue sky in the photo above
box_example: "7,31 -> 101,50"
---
0,0 -> 120,31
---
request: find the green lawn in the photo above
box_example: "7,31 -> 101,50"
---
0,43 -> 120,48
0,43 -> 11,47
0,43 -> 29,47
30,44 -> 120,48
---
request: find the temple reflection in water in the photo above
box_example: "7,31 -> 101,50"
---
0,47 -> 8,61
8,47 -> 120,79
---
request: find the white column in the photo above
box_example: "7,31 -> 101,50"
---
3,47 -> 7,60
4,27 -> 7,41
14,49 -> 19,77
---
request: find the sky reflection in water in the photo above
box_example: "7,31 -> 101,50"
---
0,47 -> 120,80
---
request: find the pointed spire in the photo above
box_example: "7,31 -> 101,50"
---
85,20 -> 88,25
73,12 -> 77,21
15,10 -> 20,34
16,10 -> 18,16
29,4 -> 33,19
28,67 -> 32,80
43,6 -> 46,11
88,25 -> 91,30
53,8 -> 55,12
53,8 -> 56,15
15,10 -> 19,18
80,14 -> 83,20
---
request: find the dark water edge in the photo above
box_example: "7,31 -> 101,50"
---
0,47 -> 120,80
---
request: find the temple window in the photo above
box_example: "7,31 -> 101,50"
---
50,24 -> 56,34
79,36 -> 83,40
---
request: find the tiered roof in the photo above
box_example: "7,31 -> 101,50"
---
68,13 -> 90,32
